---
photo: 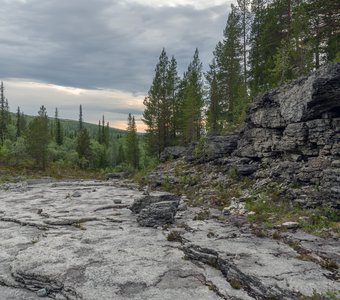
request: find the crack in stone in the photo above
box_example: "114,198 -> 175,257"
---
11,270 -> 83,300
0,216 -> 52,230
183,244 -> 300,300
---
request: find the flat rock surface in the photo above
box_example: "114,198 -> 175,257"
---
0,180 -> 339,300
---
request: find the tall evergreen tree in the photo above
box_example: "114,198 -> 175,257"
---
104,122 -> 110,147
0,82 -> 8,143
76,105 -> 91,165
167,56 -> 180,142
79,104 -> 83,131
97,120 -> 102,144
206,60 -> 222,135
54,108 -> 63,145
125,113 -> 139,169
213,5 -> 247,124
179,48 -> 204,143
16,107 -> 21,137
143,48 -> 178,156
237,0 -> 251,95
27,106 -> 50,170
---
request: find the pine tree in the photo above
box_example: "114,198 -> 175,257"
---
79,104 -> 83,131
0,82 -> 8,143
179,49 -> 204,143
54,108 -> 63,146
97,120 -> 102,144
237,0 -> 251,95
212,5 -> 247,125
104,122 -> 110,147
76,105 -> 91,165
126,113 -> 139,169
16,107 -> 21,137
27,106 -> 50,170
102,115 -> 105,145
167,56 -> 180,142
206,60 -> 222,135
143,49 -> 172,157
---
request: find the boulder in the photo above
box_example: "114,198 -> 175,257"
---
130,193 -> 180,214
160,146 -> 187,162
130,193 -> 180,227
105,172 -> 131,180
136,201 -> 178,227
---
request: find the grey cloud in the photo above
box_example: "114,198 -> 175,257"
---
0,0 -> 231,92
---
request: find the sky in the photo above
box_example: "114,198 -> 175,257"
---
0,0 -> 235,131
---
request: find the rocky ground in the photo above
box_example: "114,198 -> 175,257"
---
0,179 -> 339,300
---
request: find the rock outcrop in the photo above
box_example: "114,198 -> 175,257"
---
160,63 -> 340,208
236,63 -> 340,207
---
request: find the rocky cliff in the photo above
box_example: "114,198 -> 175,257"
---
161,63 -> 340,208
236,63 -> 340,208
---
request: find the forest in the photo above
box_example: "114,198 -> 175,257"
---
0,84 -> 141,175
0,0 -> 339,176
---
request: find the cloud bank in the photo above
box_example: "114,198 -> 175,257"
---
0,0 -> 234,130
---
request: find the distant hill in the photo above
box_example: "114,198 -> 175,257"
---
11,112 -> 126,138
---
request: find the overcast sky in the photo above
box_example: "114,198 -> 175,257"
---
0,0 -> 235,130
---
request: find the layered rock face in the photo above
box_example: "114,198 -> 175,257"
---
235,63 -> 340,207
162,63 -> 340,207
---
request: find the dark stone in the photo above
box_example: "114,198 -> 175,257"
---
130,194 -> 180,214
130,193 -> 180,227
160,146 -> 187,162
136,201 -> 178,227
236,164 -> 258,176
106,172 -> 131,180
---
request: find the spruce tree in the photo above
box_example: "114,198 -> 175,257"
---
16,107 -> 21,137
76,105 -> 91,165
143,48 -> 173,157
125,113 -> 139,169
27,106 -> 50,170
206,60 -> 222,135
97,120 -> 102,144
0,82 -> 8,143
179,49 -> 204,143
54,108 -> 63,146
237,0 -> 251,95
79,104 -> 83,131
167,56 -> 180,142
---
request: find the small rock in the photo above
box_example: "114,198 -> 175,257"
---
331,160 -> 340,168
178,202 -> 187,211
222,207 -> 231,215
114,199 -> 122,204
72,191 -> 81,198
282,222 -> 300,229
37,288 -> 49,297
247,211 -> 256,216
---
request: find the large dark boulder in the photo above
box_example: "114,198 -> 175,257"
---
136,201 -> 178,227
130,194 -> 180,227
106,172 -> 131,180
